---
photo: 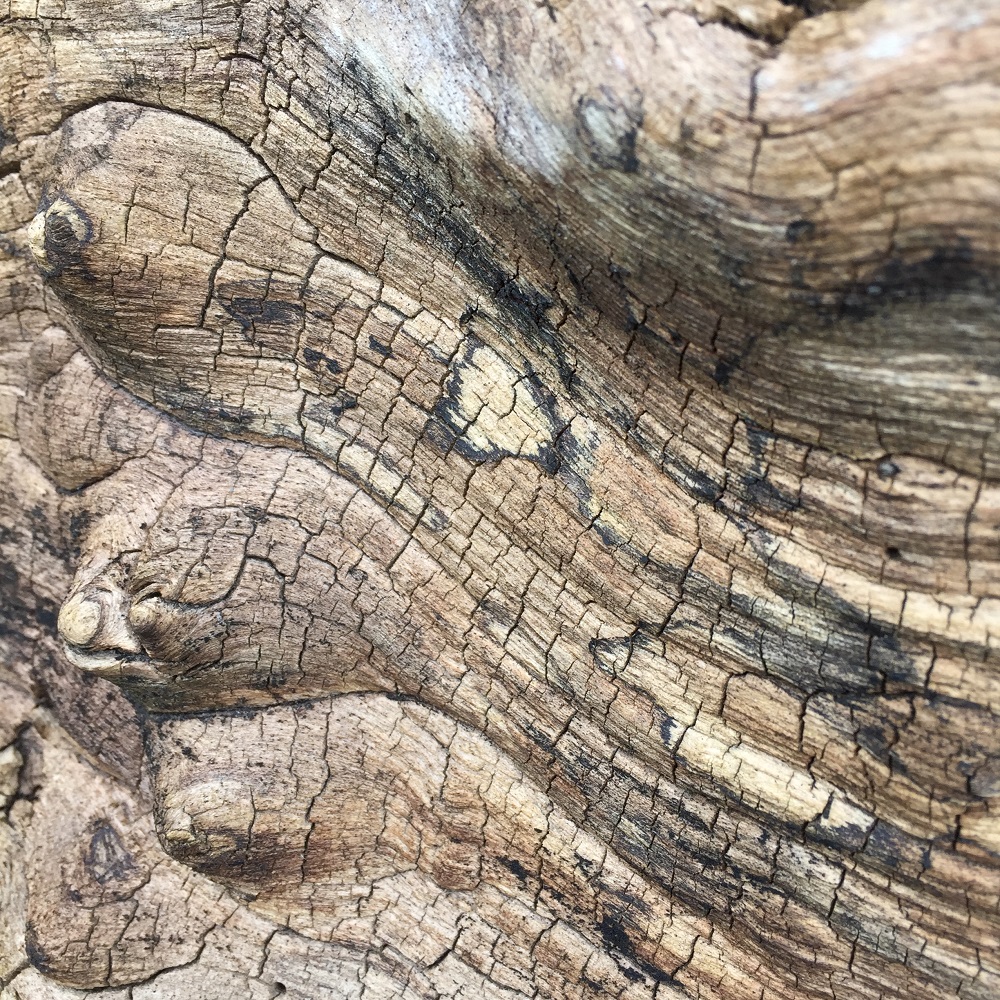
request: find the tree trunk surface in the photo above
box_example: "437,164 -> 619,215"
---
1,2 -> 998,998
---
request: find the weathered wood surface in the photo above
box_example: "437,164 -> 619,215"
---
1,1 -> 999,997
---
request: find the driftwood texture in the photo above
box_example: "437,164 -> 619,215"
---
1,1 -> 999,997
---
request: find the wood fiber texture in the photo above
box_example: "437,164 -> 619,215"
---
1,1 -> 998,998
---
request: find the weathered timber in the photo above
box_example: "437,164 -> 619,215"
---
1,1 -> 999,998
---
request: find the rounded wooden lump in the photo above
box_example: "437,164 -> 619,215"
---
1,2 -> 998,998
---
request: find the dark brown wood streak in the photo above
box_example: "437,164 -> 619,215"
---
1,1 -> 998,998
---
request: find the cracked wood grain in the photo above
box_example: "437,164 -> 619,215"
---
1,0 -> 999,998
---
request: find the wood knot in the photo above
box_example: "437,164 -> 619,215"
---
25,197 -> 93,278
57,592 -> 103,648
57,576 -> 142,669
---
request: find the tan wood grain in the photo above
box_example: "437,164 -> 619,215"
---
1,1 -> 999,997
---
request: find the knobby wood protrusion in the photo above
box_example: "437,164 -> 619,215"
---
1,1 -> 998,998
